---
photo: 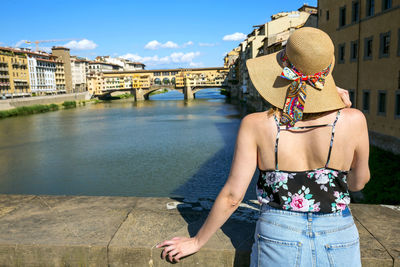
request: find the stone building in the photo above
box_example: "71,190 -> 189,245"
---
229,5 -> 318,111
51,47 -> 72,94
87,72 -> 104,96
0,47 -> 30,98
54,58 -> 66,94
24,49 -> 57,95
318,0 -> 400,153
95,56 -> 144,71
70,56 -> 87,93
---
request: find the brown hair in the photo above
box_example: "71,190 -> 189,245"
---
266,107 -> 333,121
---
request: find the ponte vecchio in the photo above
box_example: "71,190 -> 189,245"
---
91,67 -> 229,101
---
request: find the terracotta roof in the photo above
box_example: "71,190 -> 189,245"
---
36,58 -> 57,63
52,46 -> 70,51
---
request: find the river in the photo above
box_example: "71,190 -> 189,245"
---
0,89 -> 257,200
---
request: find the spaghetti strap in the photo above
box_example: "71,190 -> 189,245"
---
273,114 -> 280,170
325,110 -> 341,168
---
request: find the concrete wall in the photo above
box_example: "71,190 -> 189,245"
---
0,92 -> 90,110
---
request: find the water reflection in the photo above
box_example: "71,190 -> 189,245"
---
0,89 -> 247,199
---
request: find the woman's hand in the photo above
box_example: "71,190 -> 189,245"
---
337,86 -> 352,108
156,236 -> 200,263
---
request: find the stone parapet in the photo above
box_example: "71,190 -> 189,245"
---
0,194 -> 398,266
0,92 -> 90,110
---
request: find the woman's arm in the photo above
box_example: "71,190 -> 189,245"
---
346,109 -> 370,191
156,115 -> 258,262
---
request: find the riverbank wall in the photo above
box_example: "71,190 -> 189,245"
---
0,194 -> 398,266
0,92 -> 91,111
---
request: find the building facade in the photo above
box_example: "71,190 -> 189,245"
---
228,5 -> 318,111
318,0 -> 400,153
95,56 -> 144,71
70,57 -> 87,93
0,47 -> 30,98
51,47 -> 73,94
55,58 -> 66,93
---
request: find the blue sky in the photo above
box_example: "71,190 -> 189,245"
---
2,0 -> 317,69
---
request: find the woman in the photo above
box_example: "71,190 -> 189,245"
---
157,27 -> 370,266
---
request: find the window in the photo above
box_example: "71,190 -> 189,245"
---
398,28 -> 400,57
364,37 -> 373,60
350,40 -> 358,61
339,6 -> 346,27
363,90 -> 370,112
396,91 -> 400,118
380,31 -> 391,58
338,43 -> 346,63
382,0 -> 392,10
377,90 -> 387,115
326,10 -> 330,20
352,1 -> 359,22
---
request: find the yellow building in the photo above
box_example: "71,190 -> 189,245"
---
55,57 -> 66,93
318,0 -> 400,153
87,72 -> 104,95
0,47 -> 30,98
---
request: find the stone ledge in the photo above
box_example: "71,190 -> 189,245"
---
0,194 -> 398,266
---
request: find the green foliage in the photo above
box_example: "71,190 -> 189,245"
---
0,103 -> 60,119
220,89 -> 230,97
361,146 -> 400,204
62,101 -> 77,109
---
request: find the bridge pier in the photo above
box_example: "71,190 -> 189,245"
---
184,85 -> 194,100
133,89 -> 145,101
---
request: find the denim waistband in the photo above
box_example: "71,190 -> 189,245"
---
260,204 -> 352,217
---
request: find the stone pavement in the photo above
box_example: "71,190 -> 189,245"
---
0,194 -> 398,266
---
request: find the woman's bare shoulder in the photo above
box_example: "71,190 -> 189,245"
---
241,111 -> 275,127
340,108 -> 367,124
338,108 -> 368,134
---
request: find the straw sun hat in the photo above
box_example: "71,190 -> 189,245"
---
246,27 -> 345,126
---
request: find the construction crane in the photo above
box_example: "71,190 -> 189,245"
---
25,39 -> 80,51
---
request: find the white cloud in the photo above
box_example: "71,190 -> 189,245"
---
64,39 -> 98,50
144,40 -> 194,50
14,40 -> 28,47
182,41 -> 194,47
144,40 -> 162,50
163,41 -> 179,49
121,51 -> 201,67
223,32 -> 247,41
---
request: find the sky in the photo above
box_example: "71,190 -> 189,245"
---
1,0 -> 317,69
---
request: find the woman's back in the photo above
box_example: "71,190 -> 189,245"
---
253,108 -> 366,174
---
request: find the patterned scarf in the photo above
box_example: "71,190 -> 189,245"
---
279,50 -> 332,127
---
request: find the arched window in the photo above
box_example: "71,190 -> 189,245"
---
154,78 -> 161,85
171,77 -> 176,85
162,77 -> 170,85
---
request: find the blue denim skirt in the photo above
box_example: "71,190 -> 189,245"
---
250,204 -> 361,267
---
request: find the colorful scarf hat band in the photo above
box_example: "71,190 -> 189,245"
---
279,50 -> 332,127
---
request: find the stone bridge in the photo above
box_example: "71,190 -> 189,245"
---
98,67 -> 230,101
100,84 -> 228,101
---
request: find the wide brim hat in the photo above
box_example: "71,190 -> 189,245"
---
246,27 -> 345,113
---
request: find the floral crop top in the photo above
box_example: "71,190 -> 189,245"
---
256,110 -> 351,213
